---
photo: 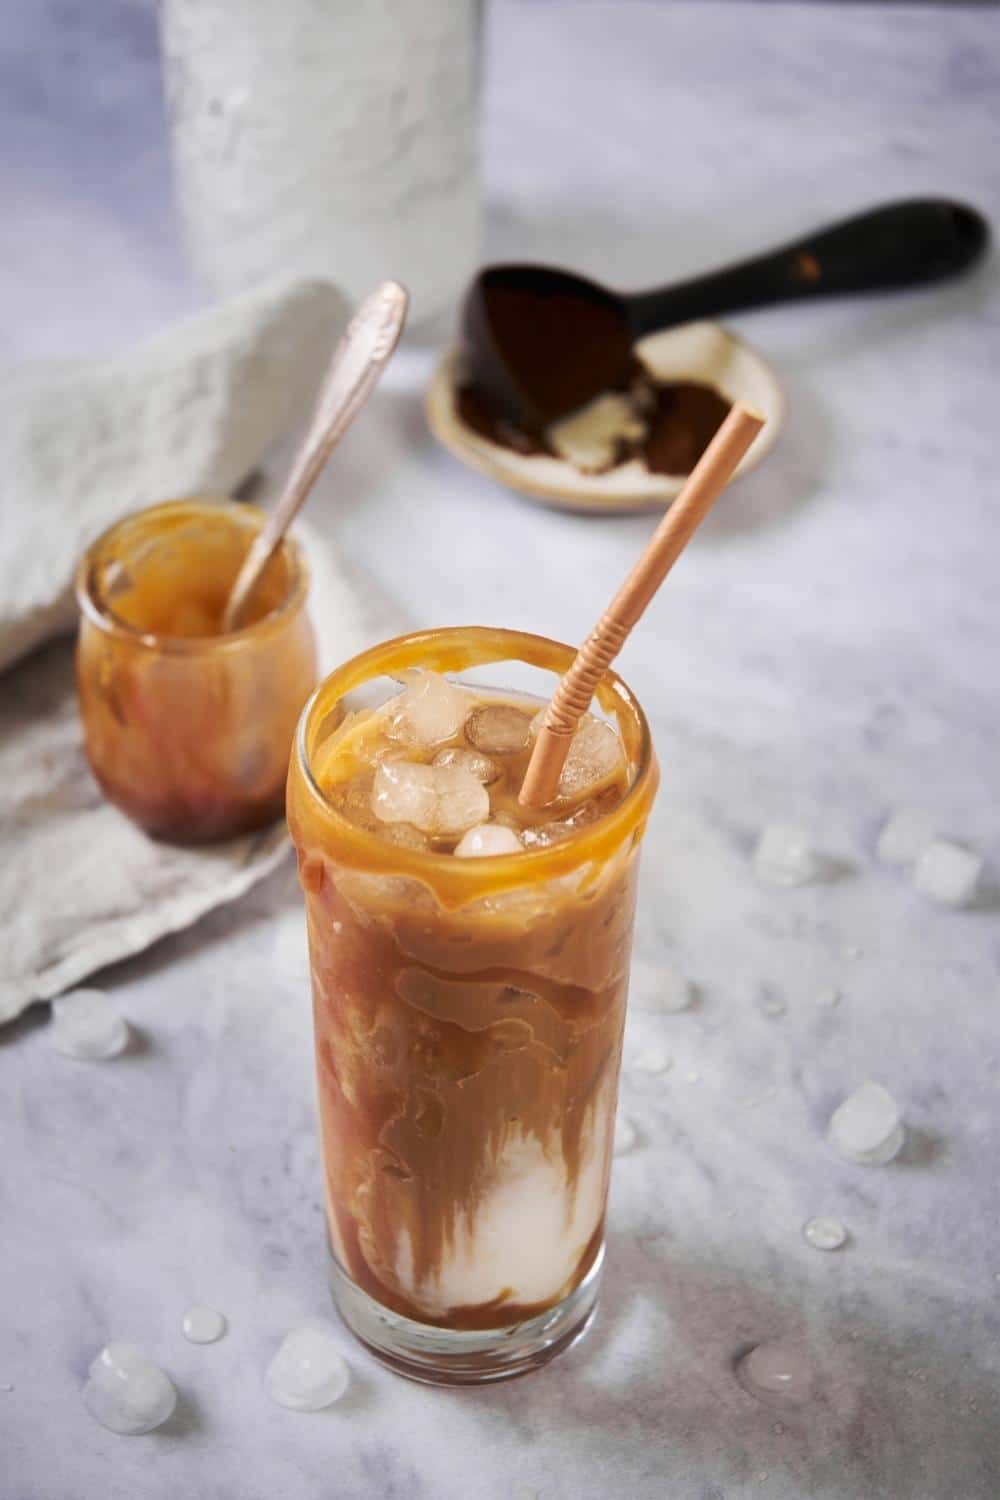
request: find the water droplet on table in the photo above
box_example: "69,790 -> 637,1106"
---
50,990 -> 129,1061
912,838 -> 983,908
816,986 -> 841,1007
803,1216 -> 847,1251
266,1323 -> 349,1411
181,1305 -> 227,1344
82,1342 -> 176,1434
737,1343 -> 815,1406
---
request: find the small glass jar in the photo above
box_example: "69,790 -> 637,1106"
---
76,498 -> 317,845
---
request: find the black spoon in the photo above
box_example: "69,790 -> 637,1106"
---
460,198 -> 989,434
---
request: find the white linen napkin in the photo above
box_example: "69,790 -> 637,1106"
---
0,279 -> 408,1023
0,524 -> 399,1024
0,276 -> 347,673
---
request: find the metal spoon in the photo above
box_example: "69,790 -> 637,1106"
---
460,198 -> 989,434
223,279 -> 409,632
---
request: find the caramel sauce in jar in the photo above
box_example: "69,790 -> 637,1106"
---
76,498 -> 317,844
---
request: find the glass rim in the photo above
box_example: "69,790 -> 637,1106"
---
291,625 -> 659,894
75,496 -> 310,655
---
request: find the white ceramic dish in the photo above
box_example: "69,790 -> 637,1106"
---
425,320 -> 784,513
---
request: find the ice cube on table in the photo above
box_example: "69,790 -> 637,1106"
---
265,1323 -> 349,1411
50,990 -> 129,1061
464,703 -> 533,755
386,671 -> 470,748
372,760 -> 489,837
432,745 -> 500,784
558,715 -> 625,800
828,1081 -> 904,1165
876,809 -> 938,866
753,822 -> 821,888
454,823 -> 523,858
630,962 -> 694,1013
82,1343 -> 176,1434
911,839 -> 982,908
657,969 -> 694,1012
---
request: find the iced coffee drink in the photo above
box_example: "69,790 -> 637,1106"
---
287,627 -> 658,1383
77,498 -> 317,844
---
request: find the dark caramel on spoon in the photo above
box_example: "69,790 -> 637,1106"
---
460,198 -> 988,435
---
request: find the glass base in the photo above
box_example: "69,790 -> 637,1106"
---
328,1245 -> 604,1386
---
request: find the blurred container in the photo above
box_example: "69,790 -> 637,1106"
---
160,0 -> 482,327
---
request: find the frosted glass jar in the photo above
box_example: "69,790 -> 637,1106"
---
160,0 -> 481,325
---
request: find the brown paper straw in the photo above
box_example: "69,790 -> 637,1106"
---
519,401 -> 765,809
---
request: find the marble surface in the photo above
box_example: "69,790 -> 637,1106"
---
2,3 -> 1000,1496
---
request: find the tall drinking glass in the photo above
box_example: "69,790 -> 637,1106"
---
287,627 -> 658,1383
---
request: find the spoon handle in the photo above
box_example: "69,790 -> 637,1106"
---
627,199 -> 989,339
223,280 -> 409,632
